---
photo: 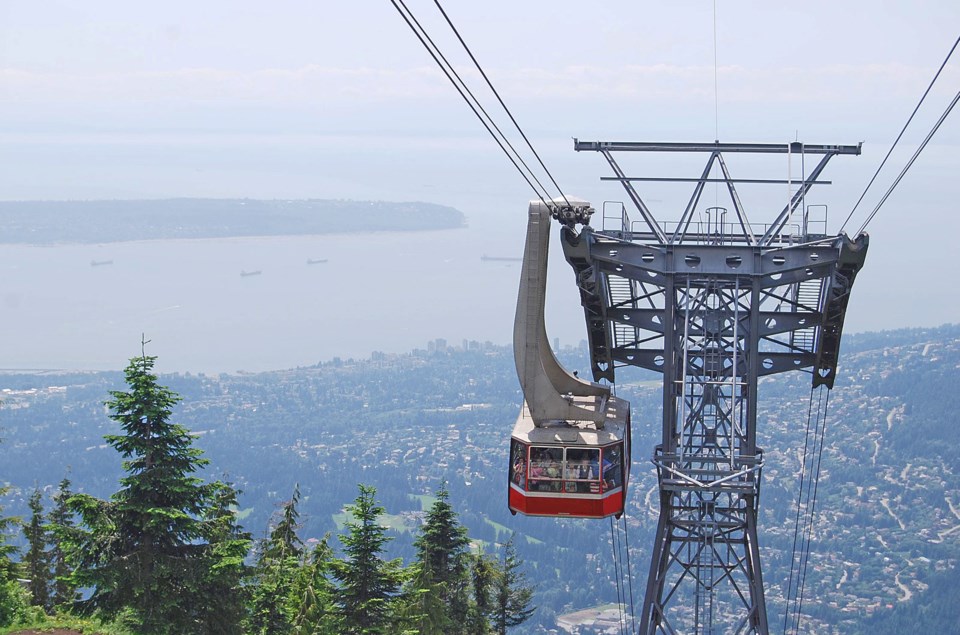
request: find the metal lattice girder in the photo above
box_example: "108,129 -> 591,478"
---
562,230 -> 868,386
560,139 -> 868,634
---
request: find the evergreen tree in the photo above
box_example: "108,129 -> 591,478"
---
492,538 -> 535,635
412,484 -> 471,633
468,551 -> 497,634
62,351 -> 246,634
265,484 -> 304,562
248,486 -> 304,635
402,559 -> 449,635
0,484 -> 29,627
193,481 -> 252,635
47,477 -> 78,609
23,488 -> 51,611
290,537 -> 340,634
332,484 -> 406,635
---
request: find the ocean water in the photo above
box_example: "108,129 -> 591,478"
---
0,217 -> 588,374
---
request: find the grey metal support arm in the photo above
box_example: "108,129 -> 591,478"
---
514,200 -> 609,425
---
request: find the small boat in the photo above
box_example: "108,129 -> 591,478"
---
90,260 -> 114,267
306,258 -> 329,265
240,270 -> 262,277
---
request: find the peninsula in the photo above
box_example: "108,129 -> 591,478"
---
0,198 -> 466,244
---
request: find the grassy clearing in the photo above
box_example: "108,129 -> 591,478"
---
408,493 -> 436,511
332,511 -> 413,533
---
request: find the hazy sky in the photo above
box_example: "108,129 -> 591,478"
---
0,1 -> 958,368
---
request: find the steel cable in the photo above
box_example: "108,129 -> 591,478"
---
432,0 -> 572,209
621,514 -> 637,633
840,34 -> 960,234
794,389 -> 832,634
781,385 -> 818,635
610,517 -> 627,634
389,0 -> 553,206
856,87 -> 960,235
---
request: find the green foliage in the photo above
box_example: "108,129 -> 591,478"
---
47,477 -> 79,609
193,481 -> 252,635
468,551 -> 497,634
246,485 -> 341,634
493,538 -> 535,635
411,484 -> 472,634
0,486 -> 18,582
248,486 -> 305,634
0,485 -> 26,628
333,484 -> 407,635
402,560 -> 449,635
23,488 -> 51,611
289,538 -> 340,634
59,353 -> 248,634
265,484 -> 304,563
0,579 -> 32,629
0,611 -> 136,635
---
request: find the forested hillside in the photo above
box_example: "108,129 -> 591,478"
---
1,325 -> 959,633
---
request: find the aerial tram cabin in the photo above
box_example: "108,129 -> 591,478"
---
509,397 -> 630,518
508,198 -> 633,519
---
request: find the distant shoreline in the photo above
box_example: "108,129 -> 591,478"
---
1,225 -> 468,249
0,198 -> 467,245
0,324 -> 955,378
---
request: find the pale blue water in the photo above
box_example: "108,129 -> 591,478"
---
0,218 -> 589,374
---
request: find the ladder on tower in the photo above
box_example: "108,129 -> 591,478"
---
791,278 -> 824,352
607,273 -> 638,349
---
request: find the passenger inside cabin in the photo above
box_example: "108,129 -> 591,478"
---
527,452 -> 543,490
529,447 -> 558,492
603,446 -> 622,490
512,455 -> 525,486
565,448 -> 601,493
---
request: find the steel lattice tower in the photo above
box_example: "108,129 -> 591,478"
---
557,141 -> 868,634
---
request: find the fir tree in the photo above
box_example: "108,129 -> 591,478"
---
193,480 -> 252,635
23,488 -> 51,611
47,477 -> 78,609
248,486 -> 305,634
63,351 -> 247,634
265,484 -> 304,562
493,538 -> 535,635
468,551 -> 498,634
332,484 -> 406,635
290,537 -> 340,634
0,484 -> 29,627
412,484 -> 471,633
402,558 -> 449,635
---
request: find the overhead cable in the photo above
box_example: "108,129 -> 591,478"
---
390,0 -> 572,209
856,87 -> 960,234
840,34 -> 960,234
432,0 -> 572,208
621,514 -> 637,633
794,389 -> 832,634
782,385 -> 819,635
388,0 -> 552,205
610,517 -> 627,634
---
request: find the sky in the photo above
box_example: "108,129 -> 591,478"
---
0,1 -> 958,369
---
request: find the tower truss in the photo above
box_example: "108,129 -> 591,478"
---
558,141 -> 868,633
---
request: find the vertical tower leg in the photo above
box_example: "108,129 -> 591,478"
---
638,279 -> 768,634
